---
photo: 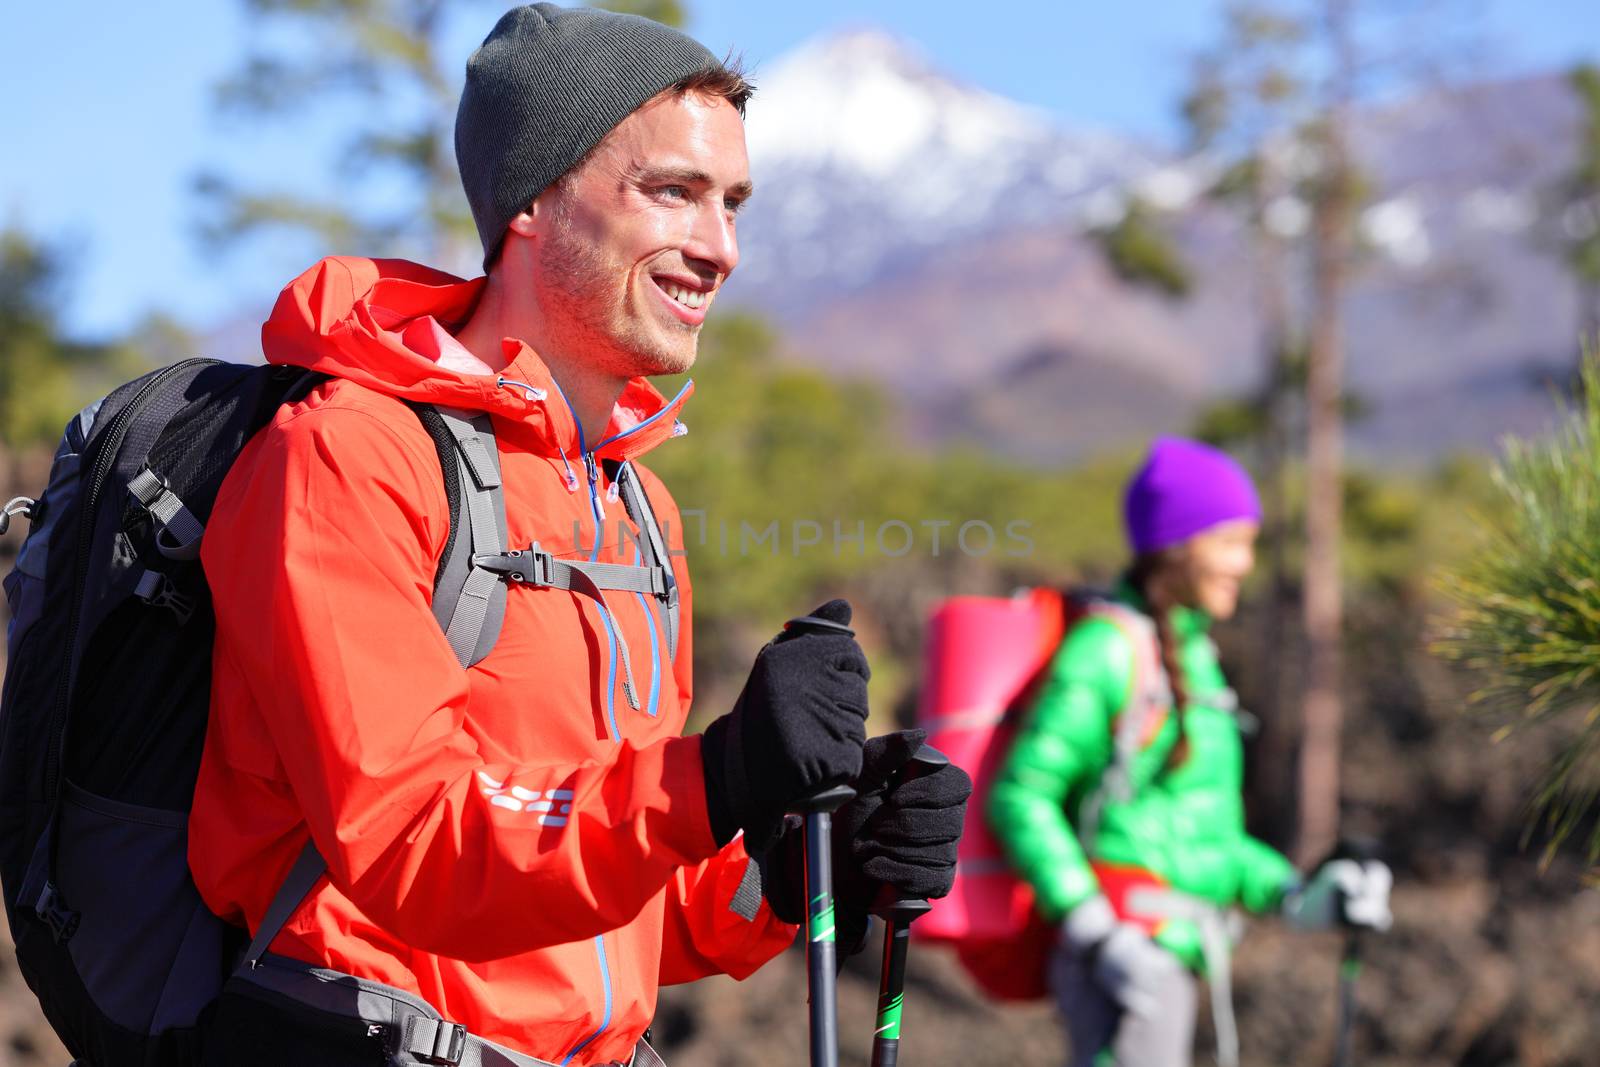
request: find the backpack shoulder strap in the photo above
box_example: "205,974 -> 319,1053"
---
1075,602 -> 1171,844
241,839 -> 325,970
406,403 -> 508,668
1089,601 -> 1171,764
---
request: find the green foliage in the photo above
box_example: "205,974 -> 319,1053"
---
1182,2 -> 1307,158
1091,198 -> 1192,299
0,228 -> 168,489
1555,64 -> 1600,338
1194,397 -> 1273,449
198,0 -> 485,263
1435,349 -> 1600,857
590,0 -> 687,27
0,231 -> 91,455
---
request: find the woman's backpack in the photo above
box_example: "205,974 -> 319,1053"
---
913,588 -> 1167,1001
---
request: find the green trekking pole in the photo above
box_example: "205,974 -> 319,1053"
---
868,746 -> 948,1067
783,612 -> 862,1067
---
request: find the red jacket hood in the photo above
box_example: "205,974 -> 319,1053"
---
262,256 -> 693,462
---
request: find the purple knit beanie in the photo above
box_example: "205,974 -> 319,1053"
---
1123,437 -> 1262,555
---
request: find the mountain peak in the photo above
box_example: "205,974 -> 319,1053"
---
744,27 -> 1051,176
767,24 -> 941,82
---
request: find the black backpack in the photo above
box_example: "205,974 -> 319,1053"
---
0,357 -> 680,1066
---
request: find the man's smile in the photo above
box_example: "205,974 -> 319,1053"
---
648,272 -> 717,323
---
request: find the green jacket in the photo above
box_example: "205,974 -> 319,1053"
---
987,587 -> 1295,968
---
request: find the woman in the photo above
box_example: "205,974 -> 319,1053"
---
988,437 -> 1390,1067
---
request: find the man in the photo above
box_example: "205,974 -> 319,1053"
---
189,6 -> 970,1066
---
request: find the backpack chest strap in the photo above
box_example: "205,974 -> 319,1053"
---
472,545 -> 672,713
473,548 -> 670,598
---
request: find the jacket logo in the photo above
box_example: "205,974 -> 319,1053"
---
476,771 -> 573,827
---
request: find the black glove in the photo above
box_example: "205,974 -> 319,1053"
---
759,729 -> 972,954
700,599 -> 871,856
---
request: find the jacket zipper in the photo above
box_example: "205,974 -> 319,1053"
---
561,933 -> 615,1066
590,392 -> 688,721
582,453 -> 604,561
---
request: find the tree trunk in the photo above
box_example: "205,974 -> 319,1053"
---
1297,0 -> 1356,867
1251,143 -> 1301,846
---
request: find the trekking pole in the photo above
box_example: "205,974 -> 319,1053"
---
868,745 -> 948,1067
783,611 -> 862,1067
791,782 -> 855,1067
1332,929 -> 1362,1067
1328,836 -> 1379,1067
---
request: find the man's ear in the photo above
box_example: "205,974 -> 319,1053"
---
506,202 -> 541,239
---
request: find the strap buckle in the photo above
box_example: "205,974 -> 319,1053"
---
35,881 -> 80,943
405,1017 -> 467,1065
134,570 -> 196,625
471,547 -> 551,585
127,467 -> 205,561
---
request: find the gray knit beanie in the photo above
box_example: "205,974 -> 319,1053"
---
456,3 -> 722,267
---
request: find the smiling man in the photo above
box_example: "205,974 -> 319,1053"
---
188,5 -> 970,1067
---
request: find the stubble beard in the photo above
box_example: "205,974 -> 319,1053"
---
537,213 -> 699,379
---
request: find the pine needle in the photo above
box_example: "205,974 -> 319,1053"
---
1435,346 -> 1600,858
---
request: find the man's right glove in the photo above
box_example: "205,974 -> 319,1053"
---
700,599 -> 871,856
757,729 -> 972,953
1059,895 -> 1183,1017
1282,858 -> 1393,932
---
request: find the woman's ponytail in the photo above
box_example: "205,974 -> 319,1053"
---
1129,552 -> 1191,770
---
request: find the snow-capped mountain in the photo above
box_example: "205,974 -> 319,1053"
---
730,29 -> 1168,307
719,29 -> 1590,464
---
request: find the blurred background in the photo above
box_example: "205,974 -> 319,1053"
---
4,1 -> 1600,1064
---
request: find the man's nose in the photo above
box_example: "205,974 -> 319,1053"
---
682,199 -> 739,277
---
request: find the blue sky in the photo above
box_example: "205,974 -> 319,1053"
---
2,1 -> 1596,341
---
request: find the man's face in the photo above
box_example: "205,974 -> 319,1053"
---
525,90 -> 751,379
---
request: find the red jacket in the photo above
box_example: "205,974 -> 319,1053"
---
188,256 -> 794,1064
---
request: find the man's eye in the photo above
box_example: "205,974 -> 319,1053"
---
725,198 -> 746,216
659,185 -> 689,201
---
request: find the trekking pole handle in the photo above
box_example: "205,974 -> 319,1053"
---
868,745 -> 948,1067
783,614 -> 857,638
779,611 -> 860,819
792,783 -> 856,815
870,745 -> 949,919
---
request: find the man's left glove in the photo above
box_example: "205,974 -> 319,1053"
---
758,729 -> 972,953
